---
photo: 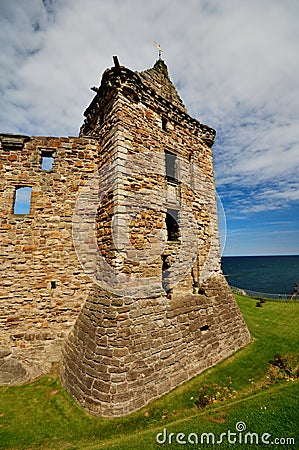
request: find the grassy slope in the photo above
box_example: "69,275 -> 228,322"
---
0,296 -> 298,449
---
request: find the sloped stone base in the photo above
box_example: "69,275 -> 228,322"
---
61,273 -> 251,417
0,339 -> 65,385
0,350 -> 27,384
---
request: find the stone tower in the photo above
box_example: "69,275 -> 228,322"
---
60,58 -> 251,417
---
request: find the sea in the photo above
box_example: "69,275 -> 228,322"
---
221,255 -> 299,296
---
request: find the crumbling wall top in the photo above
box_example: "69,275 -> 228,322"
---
0,134 -> 30,150
80,58 -> 216,145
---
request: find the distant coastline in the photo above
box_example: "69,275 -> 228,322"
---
221,255 -> 299,296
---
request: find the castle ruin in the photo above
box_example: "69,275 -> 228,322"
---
0,58 -> 250,416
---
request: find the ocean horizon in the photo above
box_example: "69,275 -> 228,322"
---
221,254 -> 299,296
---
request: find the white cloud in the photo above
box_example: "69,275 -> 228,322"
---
14,186 -> 32,214
0,0 -> 298,217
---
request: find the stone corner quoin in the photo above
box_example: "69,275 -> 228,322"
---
0,56 -> 251,417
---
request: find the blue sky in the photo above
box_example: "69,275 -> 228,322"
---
1,0 -> 298,256
13,186 -> 32,214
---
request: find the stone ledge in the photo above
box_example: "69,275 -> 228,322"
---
0,134 -> 30,150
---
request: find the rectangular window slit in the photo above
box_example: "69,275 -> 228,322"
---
165,151 -> 176,181
162,117 -> 168,131
41,151 -> 54,171
51,281 -> 56,289
13,186 -> 32,214
162,255 -> 171,293
166,208 -> 179,241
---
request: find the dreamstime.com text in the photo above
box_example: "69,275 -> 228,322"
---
156,422 -> 295,446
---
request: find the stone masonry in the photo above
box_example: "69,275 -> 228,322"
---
0,58 -> 251,416
0,135 -> 99,382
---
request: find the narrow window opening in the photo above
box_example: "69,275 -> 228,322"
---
51,281 -> 56,289
166,208 -> 179,241
41,151 -> 54,171
162,255 -> 171,293
162,117 -> 168,131
98,113 -> 104,125
165,151 -> 176,181
200,324 -> 210,332
13,186 -> 32,214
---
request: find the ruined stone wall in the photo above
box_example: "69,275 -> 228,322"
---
118,65 -> 220,292
0,59 -> 251,417
0,135 -> 99,382
78,62 -> 220,294
61,62 -> 251,417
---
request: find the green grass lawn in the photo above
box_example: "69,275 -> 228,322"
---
0,295 -> 298,449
